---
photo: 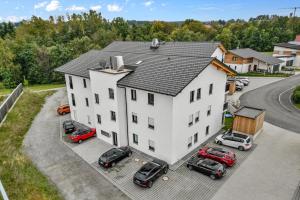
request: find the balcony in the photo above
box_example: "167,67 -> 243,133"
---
223,102 -> 229,111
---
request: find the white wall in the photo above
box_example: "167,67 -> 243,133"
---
89,70 -> 129,147
65,74 -> 94,127
212,47 -> 225,62
226,63 -> 250,73
172,64 -> 226,164
125,87 -> 174,164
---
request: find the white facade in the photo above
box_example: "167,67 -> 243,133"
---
63,47 -> 229,165
273,46 -> 300,67
226,58 -> 280,73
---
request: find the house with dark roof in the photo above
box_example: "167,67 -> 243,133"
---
273,35 -> 300,67
55,39 -> 236,165
224,48 -> 283,73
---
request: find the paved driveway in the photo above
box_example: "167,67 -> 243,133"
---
23,89 -> 129,200
240,74 -> 300,133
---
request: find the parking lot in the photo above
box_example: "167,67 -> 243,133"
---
60,116 -> 255,200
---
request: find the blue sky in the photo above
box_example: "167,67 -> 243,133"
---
0,0 -> 299,22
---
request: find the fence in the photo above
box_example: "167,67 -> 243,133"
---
0,83 -> 23,124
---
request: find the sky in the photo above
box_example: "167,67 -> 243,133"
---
0,0 -> 299,23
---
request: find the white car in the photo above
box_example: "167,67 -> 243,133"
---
215,132 -> 252,151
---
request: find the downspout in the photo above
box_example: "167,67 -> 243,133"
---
124,87 -> 129,146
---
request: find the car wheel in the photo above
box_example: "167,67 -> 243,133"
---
238,146 -> 244,151
62,112 -> 65,115
188,165 -> 193,170
163,167 -> 168,174
210,175 -> 216,180
78,140 -> 82,144
148,181 -> 153,188
217,141 -> 222,145
111,162 -> 116,167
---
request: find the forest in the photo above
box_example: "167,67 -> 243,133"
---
0,10 -> 299,88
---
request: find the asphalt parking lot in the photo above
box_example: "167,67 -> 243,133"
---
61,120 -> 255,200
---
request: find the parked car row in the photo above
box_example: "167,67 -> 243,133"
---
62,120 -> 97,143
228,77 -> 250,91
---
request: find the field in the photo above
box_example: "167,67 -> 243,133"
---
0,91 -> 62,200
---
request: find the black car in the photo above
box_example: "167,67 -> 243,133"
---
133,159 -> 169,188
187,156 -> 226,180
98,146 -> 132,168
63,120 -> 76,134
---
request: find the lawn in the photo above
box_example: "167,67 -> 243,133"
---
0,83 -> 65,96
263,52 -> 273,56
223,117 -> 233,130
0,91 -> 62,200
295,103 -> 300,109
238,72 -> 290,77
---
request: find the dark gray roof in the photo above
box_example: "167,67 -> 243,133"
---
235,106 -> 265,119
229,48 -> 283,65
275,43 -> 300,50
55,41 -> 234,96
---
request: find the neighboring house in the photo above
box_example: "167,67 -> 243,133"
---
225,48 -> 283,73
55,40 -> 236,165
273,35 -> 300,67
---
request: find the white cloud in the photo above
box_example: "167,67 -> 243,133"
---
144,0 -> 154,7
46,0 -> 60,12
90,5 -> 101,11
66,5 -> 86,11
34,1 -> 48,9
3,16 -> 27,23
107,3 -> 122,12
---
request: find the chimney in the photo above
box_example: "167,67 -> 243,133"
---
110,56 -> 124,70
150,38 -> 160,49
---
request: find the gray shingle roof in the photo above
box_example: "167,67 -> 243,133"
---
275,43 -> 300,50
235,106 -> 265,119
229,48 -> 283,65
55,41 -> 234,96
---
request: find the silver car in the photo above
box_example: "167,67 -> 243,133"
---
215,131 -> 252,151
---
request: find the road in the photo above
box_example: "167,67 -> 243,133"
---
240,74 -> 300,133
23,89 -> 129,200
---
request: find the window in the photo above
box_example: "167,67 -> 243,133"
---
69,76 -> 73,89
108,88 -> 114,99
97,114 -> 101,124
132,113 -> 138,123
85,98 -> 89,107
133,134 -> 138,144
187,136 -> 192,148
131,89 -> 137,101
71,93 -> 76,106
207,105 -> 212,116
111,111 -> 116,121
195,111 -> 200,123
83,78 -> 87,88
196,88 -> 201,100
148,117 -> 154,129
148,93 -> 154,105
95,93 -> 99,104
235,66 -> 237,70
232,56 -> 238,61
194,133 -> 198,143
206,126 -> 210,136
148,140 -> 155,151
190,90 -> 195,103
87,115 -> 91,125
209,83 -> 213,95
101,130 -> 110,137
188,114 -> 193,126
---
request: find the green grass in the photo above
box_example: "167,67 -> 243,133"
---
295,103 -> 300,109
238,72 -> 290,77
0,83 -> 65,96
223,117 -> 233,130
0,91 -> 62,200
263,52 -> 273,56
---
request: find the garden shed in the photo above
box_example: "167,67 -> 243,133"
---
233,106 -> 265,137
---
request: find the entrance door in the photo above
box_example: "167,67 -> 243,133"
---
253,65 -> 257,71
112,132 -> 118,146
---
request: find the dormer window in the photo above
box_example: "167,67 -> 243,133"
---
136,60 -> 143,65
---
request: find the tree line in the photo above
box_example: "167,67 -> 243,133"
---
0,10 -> 299,88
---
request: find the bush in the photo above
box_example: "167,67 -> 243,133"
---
1,65 -> 23,88
292,89 -> 300,104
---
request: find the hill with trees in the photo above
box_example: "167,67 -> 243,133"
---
0,10 -> 299,88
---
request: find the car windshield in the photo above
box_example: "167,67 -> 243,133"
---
246,138 -> 251,143
201,159 -> 219,169
139,162 -> 159,176
65,125 -> 74,129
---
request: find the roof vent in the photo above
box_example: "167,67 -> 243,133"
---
110,56 -> 124,70
150,38 -> 160,49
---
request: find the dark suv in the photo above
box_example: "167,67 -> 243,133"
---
63,120 -> 76,134
187,156 -> 226,180
99,147 -> 132,168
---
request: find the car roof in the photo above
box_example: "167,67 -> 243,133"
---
152,159 -> 167,166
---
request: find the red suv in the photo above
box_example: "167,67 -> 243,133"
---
57,104 -> 70,115
68,128 -> 96,143
198,147 -> 236,167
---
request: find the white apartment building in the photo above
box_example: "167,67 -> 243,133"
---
56,41 -> 236,165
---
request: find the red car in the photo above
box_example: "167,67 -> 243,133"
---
68,128 -> 96,143
198,147 -> 236,167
